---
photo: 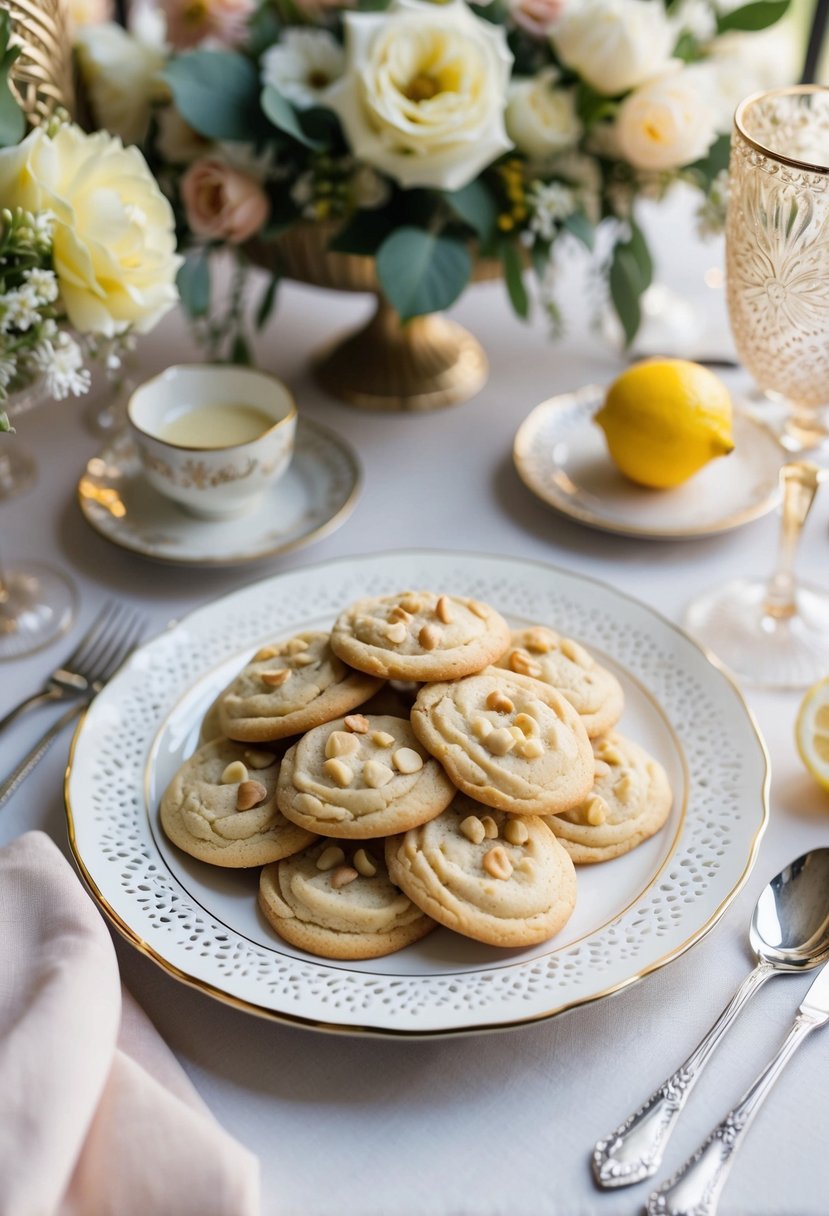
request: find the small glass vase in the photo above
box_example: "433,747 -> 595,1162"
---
0,384 -> 76,660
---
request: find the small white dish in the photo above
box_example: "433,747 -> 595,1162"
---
78,416 -> 360,566
513,384 -> 783,540
128,364 -> 296,520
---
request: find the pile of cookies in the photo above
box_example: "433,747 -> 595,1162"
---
160,590 -> 672,960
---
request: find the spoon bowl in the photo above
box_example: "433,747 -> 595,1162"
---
594,847 -> 829,1188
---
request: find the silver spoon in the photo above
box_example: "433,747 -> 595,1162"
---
593,847 -> 829,1188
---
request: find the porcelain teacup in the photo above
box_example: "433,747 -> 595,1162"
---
127,364 -> 297,519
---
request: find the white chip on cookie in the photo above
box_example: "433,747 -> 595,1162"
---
494,627 -> 624,738
276,714 -> 456,839
385,797 -> 577,947
258,839 -> 436,959
543,731 -> 673,863
329,592 -> 511,681
218,631 -> 382,743
411,669 -> 594,816
159,738 -> 316,867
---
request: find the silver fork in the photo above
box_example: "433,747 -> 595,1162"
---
0,607 -> 145,809
0,602 -> 138,732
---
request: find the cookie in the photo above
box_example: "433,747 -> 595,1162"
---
543,732 -> 673,863
218,631 -> 382,743
258,838 -> 436,959
386,797 -> 577,947
411,669 -> 594,816
277,714 -> 456,839
495,627 -> 624,738
329,591 -> 511,681
160,738 -> 316,867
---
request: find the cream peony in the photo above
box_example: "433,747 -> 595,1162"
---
615,67 -> 718,171
506,70 -> 580,162
551,0 -> 674,97
0,125 -> 181,336
325,0 -> 513,192
75,22 -> 167,145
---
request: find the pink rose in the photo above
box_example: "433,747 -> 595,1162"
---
159,0 -> 255,49
510,0 -> 567,38
181,158 -> 270,244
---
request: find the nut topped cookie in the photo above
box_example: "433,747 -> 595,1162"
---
218,631 -> 382,743
258,838 -> 436,959
411,669 -> 594,816
277,713 -> 456,839
160,738 -> 316,868
386,797 -> 577,947
543,732 -> 673,863
495,627 -> 624,738
329,591 -> 511,681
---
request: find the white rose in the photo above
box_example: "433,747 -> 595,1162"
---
551,0 -> 675,97
325,0 -> 513,192
615,67 -> 718,171
0,126 -> 181,336
75,21 -> 167,145
262,29 -> 345,110
506,70 -> 580,162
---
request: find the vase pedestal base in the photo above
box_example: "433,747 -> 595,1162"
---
312,299 -> 488,412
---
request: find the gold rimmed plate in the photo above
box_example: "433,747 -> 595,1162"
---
64,553 -> 768,1037
77,415 -> 361,566
514,385 -> 782,540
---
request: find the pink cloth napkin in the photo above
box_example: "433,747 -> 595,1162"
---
0,831 -> 260,1216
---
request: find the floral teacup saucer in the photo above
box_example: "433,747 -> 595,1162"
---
78,416 -> 361,566
513,384 -> 782,540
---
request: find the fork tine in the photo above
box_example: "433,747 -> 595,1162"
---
57,600 -> 120,672
95,611 -> 145,684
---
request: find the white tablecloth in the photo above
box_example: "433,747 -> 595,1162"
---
2,195 -> 829,1216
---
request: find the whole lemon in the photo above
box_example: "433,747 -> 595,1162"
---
595,359 -> 735,489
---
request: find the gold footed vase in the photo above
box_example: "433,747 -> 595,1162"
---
260,224 -> 499,412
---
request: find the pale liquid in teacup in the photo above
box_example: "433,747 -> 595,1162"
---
158,403 -> 274,448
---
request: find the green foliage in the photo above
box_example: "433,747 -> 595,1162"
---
501,240 -> 529,319
261,86 -> 324,149
689,133 -> 731,190
164,52 -> 262,141
0,10 -> 24,148
562,210 -> 595,250
177,253 -> 211,319
328,210 -> 393,255
717,0 -> 790,32
255,273 -> 280,331
609,219 -> 653,347
443,180 -> 498,244
376,227 -> 471,322
575,83 -> 618,128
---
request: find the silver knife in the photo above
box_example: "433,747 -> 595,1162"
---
646,960 -> 829,1216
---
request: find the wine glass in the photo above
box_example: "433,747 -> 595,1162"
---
685,86 -> 829,689
0,386 -> 76,660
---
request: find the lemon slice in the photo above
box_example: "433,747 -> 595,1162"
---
795,676 -> 829,792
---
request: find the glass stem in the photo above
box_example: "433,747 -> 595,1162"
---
764,462 -> 824,620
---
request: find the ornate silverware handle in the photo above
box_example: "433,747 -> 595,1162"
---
646,1011 -> 822,1216
593,962 -> 775,1187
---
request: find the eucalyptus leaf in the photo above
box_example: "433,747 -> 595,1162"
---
689,133 -> 730,188
626,220 -> 653,292
501,240 -> 529,320
443,180 -> 498,243
261,86 -> 323,149
562,210 -> 594,250
609,245 -> 643,347
0,79 -> 24,148
717,0 -> 789,32
376,228 -> 471,322
177,254 -> 211,319
165,52 -> 261,141
255,273 -> 280,330
231,333 -> 252,365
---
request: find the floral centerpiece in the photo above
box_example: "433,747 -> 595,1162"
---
75,0 -> 791,403
0,8 -> 181,433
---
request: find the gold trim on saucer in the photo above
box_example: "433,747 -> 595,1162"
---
63,550 -> 770,1038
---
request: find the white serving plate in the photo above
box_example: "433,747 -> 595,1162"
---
66,552 -> 768,1036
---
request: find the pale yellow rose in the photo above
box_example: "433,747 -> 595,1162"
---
0,126 -> 181,336
326,0 -> 513,192
616,67 -> 718,171
506,70 -> 580,162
